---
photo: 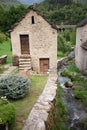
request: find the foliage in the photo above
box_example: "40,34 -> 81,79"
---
61,63 -> 87,106
37,0 -> 87,25
58,33 -> 71,53
0,0 -> 87,33
68,64 -> 80,72
61,64 -> 80,80
0,40 -> 12,63
58,51 -> 66,58
57,28 -> 76,58
0,32 -> 7,44
75,79 -> 87,106
0,74 -> 29,99
0,97 -> 15,128
0,4 -> 27,32
0,96 -> 8,105
46,85 -> 68,130
0,0 -> 20,9
13,75 -> 47,130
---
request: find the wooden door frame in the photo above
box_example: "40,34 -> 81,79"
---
39,58 -> 49,74
20,34 -> 30,55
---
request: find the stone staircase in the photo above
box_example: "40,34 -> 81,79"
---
19,55 -> 31,71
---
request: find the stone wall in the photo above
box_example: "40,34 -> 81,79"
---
0,55 -> 7,64
75,24 -> 87,73
11,9 -> 57,73
12,55 -> 19,66
57,56 -> 69,68
23,72 -> 57,130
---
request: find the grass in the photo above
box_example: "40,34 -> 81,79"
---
0,65 -> 8,74
57,51 -> 67,59
46,85 -> 68,130
0,40 -> 12,63
61,63 -> 87,107
12,75 -> 47,130
0,39 -> 48,129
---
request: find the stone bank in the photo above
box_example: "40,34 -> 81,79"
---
23,70 -> 57,130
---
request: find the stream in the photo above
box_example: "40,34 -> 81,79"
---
58,65 -> 87,130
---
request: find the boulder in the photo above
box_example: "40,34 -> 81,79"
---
0,55 -> 7,64
64,81 -> 73,88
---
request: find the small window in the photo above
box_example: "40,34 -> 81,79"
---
31,16 -> 35,24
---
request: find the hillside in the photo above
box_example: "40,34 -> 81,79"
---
79,0 -> 87,3
0,0 -> 20,8
37,0 -> 87,25
18,0 -> 43,5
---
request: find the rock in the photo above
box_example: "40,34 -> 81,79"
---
0,55 -> 7,64
23,71 -> 57,130
68,51 -> 75,58
64,81 -> 73,88
34,120 -> 45,130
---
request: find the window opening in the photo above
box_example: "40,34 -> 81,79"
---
31,16 -> 35,24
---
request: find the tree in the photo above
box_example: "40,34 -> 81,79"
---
2,4 -> 27,32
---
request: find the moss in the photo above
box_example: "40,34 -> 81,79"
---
61,63 -> 87,107
46,85 -> 69,130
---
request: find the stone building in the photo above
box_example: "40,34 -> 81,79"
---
75,18 -> 87,74
11,5 -> 58,74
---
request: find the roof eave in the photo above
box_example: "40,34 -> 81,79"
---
10,5 -> 58,32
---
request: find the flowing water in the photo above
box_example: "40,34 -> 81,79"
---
58,66 -> 87,130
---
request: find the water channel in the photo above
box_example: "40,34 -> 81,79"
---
58,65 -> 87,130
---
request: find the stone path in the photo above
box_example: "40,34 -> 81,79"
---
0,65 -> 18,78
23,70 -> 57,130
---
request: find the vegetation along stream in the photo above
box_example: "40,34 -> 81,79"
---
58,65 -> 87,130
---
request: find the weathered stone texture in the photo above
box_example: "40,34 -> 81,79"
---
75,24 -> 87,73
22,72 -> 57,130
12,55 -> 19,66
11,10 -> 57,73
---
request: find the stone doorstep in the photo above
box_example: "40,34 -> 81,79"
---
23,72 -> 57,130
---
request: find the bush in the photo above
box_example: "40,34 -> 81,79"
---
46,85 -> 68,130
58,33 -> 71,53
0,97 -> 15,129
0,74 -> 29,99
0,32 -> 7,44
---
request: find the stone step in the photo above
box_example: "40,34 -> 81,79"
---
19,59 -> 31,62
19,66 -> 31,70
19,60 -> 31,63
19,64 -> 31,67
19,55 -> 31,71
20,55 -> 31,58
19,62 -> 31,65
19,59 -> 31,64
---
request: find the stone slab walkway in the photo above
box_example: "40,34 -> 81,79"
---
0,65 -> 18,78
23,70 -> 57,130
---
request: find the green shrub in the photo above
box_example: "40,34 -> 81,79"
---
47,85 -> 68,130
0,97 -> 15,129
58,51 -> 66,58
0,32 -> 7,44
61,63 -> 87,107
68,64 -> 80,73
0,74 -> 29,99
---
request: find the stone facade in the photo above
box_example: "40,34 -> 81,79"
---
11,6 -> 57,74
75,21 -> 87,74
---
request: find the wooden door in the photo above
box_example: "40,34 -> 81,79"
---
40,58 -> 49,74
20,35 -> 29,54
